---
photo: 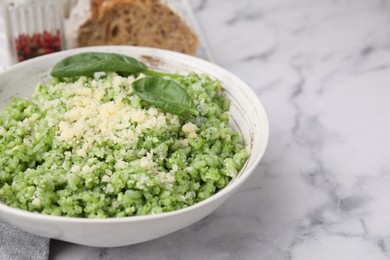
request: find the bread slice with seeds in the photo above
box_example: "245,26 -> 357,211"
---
75,0 -> 199,55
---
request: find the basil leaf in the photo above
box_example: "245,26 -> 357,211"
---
51,52 -> 148,77
132,76 -> 199,117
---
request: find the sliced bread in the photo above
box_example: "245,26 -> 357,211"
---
75,0 -> 199,55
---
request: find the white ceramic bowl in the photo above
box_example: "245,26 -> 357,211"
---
0,46 -> 269,247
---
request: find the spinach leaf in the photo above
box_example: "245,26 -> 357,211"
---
51,52 -> 195,117
51,52 -> 148,77
132,76 -> 198,117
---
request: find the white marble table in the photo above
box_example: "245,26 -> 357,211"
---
50,0 -> 390,259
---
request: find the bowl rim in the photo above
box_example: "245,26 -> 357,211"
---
0,46 -> 269,223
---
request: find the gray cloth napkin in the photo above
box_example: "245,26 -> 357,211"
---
0,220 -> 50,260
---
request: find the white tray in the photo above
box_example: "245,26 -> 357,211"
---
0,0 -> 213,71
0,3 -> 11,71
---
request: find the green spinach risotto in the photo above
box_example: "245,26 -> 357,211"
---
0,55 -> 247,218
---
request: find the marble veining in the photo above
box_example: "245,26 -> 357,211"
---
49,0 -> 390,259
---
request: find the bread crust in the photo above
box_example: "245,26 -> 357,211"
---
78,0 -> 199,55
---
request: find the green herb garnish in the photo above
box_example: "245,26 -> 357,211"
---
132,76 -> 198,117
51,52 -> 148,77
50,52 -> 197,117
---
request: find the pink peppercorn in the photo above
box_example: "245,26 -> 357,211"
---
15,31 -> 62,62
